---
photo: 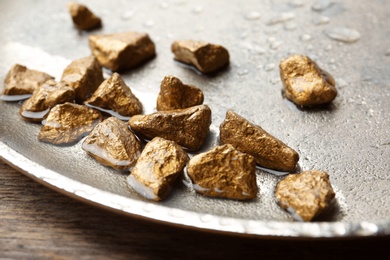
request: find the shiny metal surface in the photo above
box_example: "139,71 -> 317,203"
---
1,0 -> 389,238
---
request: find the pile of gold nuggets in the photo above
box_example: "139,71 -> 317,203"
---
1,2 -> 339,222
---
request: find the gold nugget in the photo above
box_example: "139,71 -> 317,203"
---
88,32 -> 156,72
157,75 -> 204,111
38,103 -> 103,145
66,2 -> 102,31
279,54 -> 337,107
187,144 -> 258,200
129,104 -> 211,151
220,110 -> 299,172
82,117 -> 142,170
171,40 -> 230,74
61,56 -> 104,103
275,170 -> 335,222
127,137 -> 189,201
2,64 -> 54,98
19,80 -> 75,122
84,73 -> 142,119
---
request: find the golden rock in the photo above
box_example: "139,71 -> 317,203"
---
82,116 -> 142,170
2,64 -> 54,97
88,32 -> 156,72
129,104 -> 211,151
19,80 -> 75,123
66,2 -> 102,31
156,75 -> 204,111
171,40 -> 230,74
279,54 -> 337,107
61,56 -> 104,103
84,73 -> 142,119
275,170 -> 335,222
127,137 -> 189,201
187,144 -> 258,200
38,103 -> 103,145
220,110 -> 299,172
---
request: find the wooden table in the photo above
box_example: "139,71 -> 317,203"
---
1,160 -> 388,259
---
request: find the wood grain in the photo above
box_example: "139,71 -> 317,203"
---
0,160 -> 388,259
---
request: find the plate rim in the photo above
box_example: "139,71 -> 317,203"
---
2,141 -> 390,239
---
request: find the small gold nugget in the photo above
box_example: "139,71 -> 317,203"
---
19,80 -> 75,122
129,104 -> 211,151
61,56 -> 104,103
279,54 -> 337,107
82,117 -> 142,170
88,32 -> 156,72
38,103 -> 103,145
157,75 -> 204,111
2,64 -> 54,97
66,2 -> 102,31
187,144 -> 258,200
84,73 -> 142,119
220,110 -> 299,172
275,170 -> 335,222
171,40 -> 230,74
127,137 -> 189,201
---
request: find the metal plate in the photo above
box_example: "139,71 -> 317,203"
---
1,0 -> 389,238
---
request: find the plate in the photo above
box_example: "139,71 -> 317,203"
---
1,0 -> 390,238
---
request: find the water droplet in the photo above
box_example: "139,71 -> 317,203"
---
267,12 -> 295,25
122,10 -> 136,20
385,49 -> 390,56
300,34 -> 311,41
284,22 -> 297,31
244,11 -> 261,21
264,63 -> 275,71
240,31 -> 249,39
192,6 -> 203,14
237,69 -> 249,76
312,0 -> 333,12
337,78 -> 348,88
194,26 -> 205,33
324,27 -> 361,43
368,109 -> 374,117
290,0 -> 305,8
143,20 -> 154,28
312,15 -> 330,25
270,40 -> 283,50
324,44 -> 333,51
253,46 -> 266,55
159,2 -> 169,9
270,77 -> 280,85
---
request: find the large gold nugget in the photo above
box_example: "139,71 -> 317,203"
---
82,117 -> 142,170
220,110 -> 299,172
187,144 -> 258,200
129,104 -> 211,151
171,40 -> 229,74
275,170 -> 335,222
2,64 -> 54,97
38,103 -> 103,145
279,55 -> 337,107
84,73 -> 142,119
19,80 -> 75,122
156,75 -> 204,111
88,32 -> 156,72
61,56 -> 104,103
66,2 -> 102,31
127,137 -> 189,201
